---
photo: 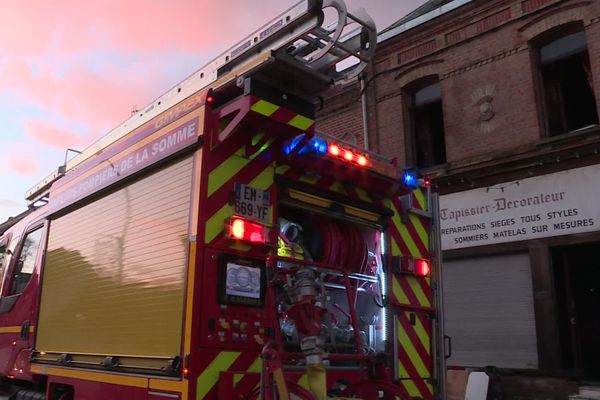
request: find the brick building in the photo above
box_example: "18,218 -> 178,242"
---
319,0 -> 600,396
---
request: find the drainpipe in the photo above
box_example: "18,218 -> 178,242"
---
360,73 -> 370,151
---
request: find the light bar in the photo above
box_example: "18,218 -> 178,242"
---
281,134 -> 411,176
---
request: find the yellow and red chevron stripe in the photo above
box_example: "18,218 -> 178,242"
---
196,350 -> 262,400
388,196 -> 430,259
397,312 -> 433,399
204,132 -> 276,247
385,187 -> 434,400
387,189 -> 432,310
250,99 -> 314,132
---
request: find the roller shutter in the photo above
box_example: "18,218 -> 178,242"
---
443,253 -> 538,369
37,155 -> 193,365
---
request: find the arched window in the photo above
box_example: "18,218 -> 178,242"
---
535,25 -> 598,136
405,77 -> 447,168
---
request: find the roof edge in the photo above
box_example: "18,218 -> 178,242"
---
378,0 -> 474,44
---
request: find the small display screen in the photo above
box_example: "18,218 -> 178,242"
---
218,255 -> 265,307
225,262 -> 261,299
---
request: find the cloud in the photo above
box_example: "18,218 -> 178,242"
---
0,59 -> 164,146
0,0 -> 284,56
0,0 -> 429,165
25,119 -> 86,150
0,0 -> 286,152
7,155 -> 39,177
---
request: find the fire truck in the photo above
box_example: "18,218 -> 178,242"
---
0,1 -> 445,399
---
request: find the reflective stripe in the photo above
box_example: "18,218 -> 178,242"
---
205,204 -> 230,244
328,181 -> 347,195
408,276 -> 431,308
413,314 -> 431,356
0,326 -> 34,334
400,379 -> 421,398
355,188 -> 371,203
30,364 -> 148,388
251,100 -> 279,117
398,223 -> 422,259
197,352 -> 240,399
413,216 -> 429,252
207,149 -> 248,197
414,189 -> 427,211
398,320 -> 428,378
246,357 -> 262,373
250,98 -> 314,131
149,378 -> 185,393
288,114 -> 313,131
392,276 -> 410,304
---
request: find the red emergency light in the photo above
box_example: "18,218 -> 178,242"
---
399,257 -> 431,277
206,89 -> 215,105
229,217 -> 269,244
414,259 -> 431,277
327,143 -> 369,168
328,144 -> 340,156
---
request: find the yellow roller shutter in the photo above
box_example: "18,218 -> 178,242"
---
37,155 -> 193,365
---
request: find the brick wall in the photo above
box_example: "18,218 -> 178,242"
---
441,47 -> 540,162
318,0 -> 600,177
316,85 -> 363,144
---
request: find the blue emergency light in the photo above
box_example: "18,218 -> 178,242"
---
283,135 -> 328,156
402,170 -> 418,189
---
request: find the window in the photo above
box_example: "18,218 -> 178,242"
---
9,228 -> 43,296
406,79 -> 447,168
537,27 -> 598,136
0,237 -> 17,297
0,240 -> 6,270
0,239 -> 7,292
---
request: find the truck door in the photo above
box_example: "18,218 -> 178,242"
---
0,224 -> 45,378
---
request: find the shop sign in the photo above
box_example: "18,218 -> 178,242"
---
440,164 -> 600,249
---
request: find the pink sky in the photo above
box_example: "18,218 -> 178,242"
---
0,0 -> 428,222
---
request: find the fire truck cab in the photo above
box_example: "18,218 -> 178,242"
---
0,1 -> 445,399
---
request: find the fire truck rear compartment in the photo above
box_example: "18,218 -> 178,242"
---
276,204 -> 389,365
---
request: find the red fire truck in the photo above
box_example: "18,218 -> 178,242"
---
0,1 -> 445,399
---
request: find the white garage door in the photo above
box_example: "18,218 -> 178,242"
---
443,253 -> 538,369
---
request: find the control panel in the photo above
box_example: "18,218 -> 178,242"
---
200,250 -> 273,350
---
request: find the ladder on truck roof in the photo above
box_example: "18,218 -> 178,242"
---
25,0 -> 376,205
